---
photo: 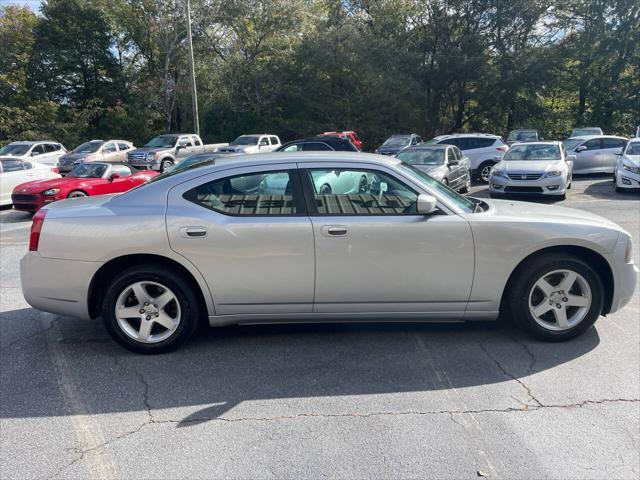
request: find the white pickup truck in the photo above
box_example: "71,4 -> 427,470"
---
126,134 -> 228,172
216,134 -> 281,154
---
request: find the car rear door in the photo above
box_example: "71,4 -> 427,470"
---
600,138 -> 626,173
300,162 -> 474,316
102,142 -> 119,162
166,163 -> 315,316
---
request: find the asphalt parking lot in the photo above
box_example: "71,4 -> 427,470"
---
1,177 -> 638,479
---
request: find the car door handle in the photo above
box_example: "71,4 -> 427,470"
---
180,226 -> 207,238
322,225 -> 348,237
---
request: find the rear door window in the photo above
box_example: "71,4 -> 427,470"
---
183,170 -> 303,216
601,138 -> 625,149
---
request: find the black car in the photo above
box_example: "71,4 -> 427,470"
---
276,136 -> 359,152
375,133 -> 423,155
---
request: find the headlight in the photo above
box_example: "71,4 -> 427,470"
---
146,152 -> 156,160
491,169 -> 507,178
625,237 -> 633,263
73,158 -> 84,164
43,188 -> 60,196
622,163 -> 640,174
546,170 -> 562,177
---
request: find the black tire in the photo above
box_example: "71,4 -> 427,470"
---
67,190 -> 87,198
615,186 -> 623,193
507,254 -> 604,341
160,159 -> 174,172
460,175 -> 471,193
477,162 -> 495,183
101,264 -> 200,353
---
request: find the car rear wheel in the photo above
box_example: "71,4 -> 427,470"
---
102,265 -> 200,353
508,254 -> 603,341
67,190 -> 87,198
478,162 -> 494,183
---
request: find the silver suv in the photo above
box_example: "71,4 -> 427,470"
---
0,141 -> 67,166
427,133 -> 508,182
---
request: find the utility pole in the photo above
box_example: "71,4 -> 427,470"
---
186,0 -> 200,136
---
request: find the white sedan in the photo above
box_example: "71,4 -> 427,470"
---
489,142 -> 573,200
614,139 -> 640,192
0,157 -> 61,207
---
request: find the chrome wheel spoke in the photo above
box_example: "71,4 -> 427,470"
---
565,294 -> 589,307
138,320 -> 153,341
532,302 -> 553,318
552,307 -> 569,329
535,278 -> 555,296
155,312 -> 178,330
118,305 -> 143,318
559,271 -> 578,293
132,283 -> 151,305
154,290 -> 174,310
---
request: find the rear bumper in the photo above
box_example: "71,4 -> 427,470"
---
20,253 -> 101,319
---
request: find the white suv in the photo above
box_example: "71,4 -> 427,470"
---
427,133 -> 508,182
0,141 -> 67,167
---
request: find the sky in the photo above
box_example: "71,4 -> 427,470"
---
0,0 -> 43,11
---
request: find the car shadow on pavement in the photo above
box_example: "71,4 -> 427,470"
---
0,207 -> 33,223
0,308 -> 601,426
582,178 -> 640,200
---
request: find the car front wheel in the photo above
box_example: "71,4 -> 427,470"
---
102,265 -> 200,353
160,159 -> 174,172
508,254 -> 604,341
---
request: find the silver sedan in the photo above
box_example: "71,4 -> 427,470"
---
21,153 -> 638,353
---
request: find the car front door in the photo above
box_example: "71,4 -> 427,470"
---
176,137 -> 193,159
301,163 -> 474,316
166,163 -> 315,316
101,142 -> 119,162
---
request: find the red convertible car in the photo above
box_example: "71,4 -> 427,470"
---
12,162 -> 158,213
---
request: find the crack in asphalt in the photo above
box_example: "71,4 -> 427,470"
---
479,337 -> 543,407
0,317 -> 59,352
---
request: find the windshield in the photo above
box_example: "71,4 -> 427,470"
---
69,163 -> 108,178
145,136 -> 178,148
503,144 -> 561,161
382,136 -> 410,147
626,142 -> 640,155
562,139 -> 582,151
73,141 -> 103,154
231,136 -> 259,146
396,149 -> 445,165
165,155 -> 218,173
507,131 -> 538,141
398,163 -> 477,213
0,144 -> 30,156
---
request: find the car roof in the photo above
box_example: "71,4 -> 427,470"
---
435,133 -> 500,139
566,135 -> 627,140
509,141 -> 560,146
403,144 -> 449,150
9,140 -> 59,145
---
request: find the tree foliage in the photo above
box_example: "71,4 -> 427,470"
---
0,0 -> 637,149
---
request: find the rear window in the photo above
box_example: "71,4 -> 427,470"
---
602,138 -> 625,149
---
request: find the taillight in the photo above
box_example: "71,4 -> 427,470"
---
29,209 -> 48,251
51,167 -> 60,174
496,145 -> 509,152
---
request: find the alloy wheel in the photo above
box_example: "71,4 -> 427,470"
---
480,165 -> 493,183
115,281 -> 181,344
528,269 -> 592,331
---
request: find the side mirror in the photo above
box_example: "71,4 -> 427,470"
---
109,173 -> 120,181
576,145 -> 587,152
567,154 -> 577,162
416,193 -> 437,214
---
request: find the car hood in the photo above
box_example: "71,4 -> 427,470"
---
413,164 -> 447,179
494,160 -> 565,173
485,198 -> 620,230
13,177 -> 102,194
132,147 -> 169,154
59,152 -> 97,163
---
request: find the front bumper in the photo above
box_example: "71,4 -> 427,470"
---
615,168 -> 640,190
11,193 -> 53,212
489,175 -> 568,196
127,160 -> 161,171
20,252 -> 101,319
